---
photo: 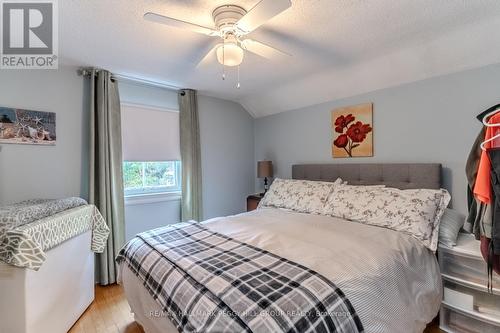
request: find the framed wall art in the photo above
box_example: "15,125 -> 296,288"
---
0,107 -> 56,145
332,103 -> 373,158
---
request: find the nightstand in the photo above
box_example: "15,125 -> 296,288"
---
438,233 -> 500,332
247,194 -> 264,212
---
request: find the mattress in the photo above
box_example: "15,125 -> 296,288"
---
0,205 -> 109,269
119,207 -> 441,333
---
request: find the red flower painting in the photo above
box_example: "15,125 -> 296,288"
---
333,114 -> 372,157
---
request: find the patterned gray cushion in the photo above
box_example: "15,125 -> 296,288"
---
0,197 -> 87,243
0,198 -> 109,270
323,185 -> 451,251
438,208 -> 465,247
0,198 -> 87,222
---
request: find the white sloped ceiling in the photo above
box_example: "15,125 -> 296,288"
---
60,0 -> 500,117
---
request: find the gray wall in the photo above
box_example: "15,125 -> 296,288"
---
255,63 -> 500,214
119,82 -> 255,239
0,67 -> 88,204
198,95 -> 255,220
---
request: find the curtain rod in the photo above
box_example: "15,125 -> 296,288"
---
77,68 -> 181,91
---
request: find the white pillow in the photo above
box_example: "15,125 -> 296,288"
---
323,185 -> 451,251
259,178 -> 342,214
438,208 -> 465,247
321,183 -> 386,214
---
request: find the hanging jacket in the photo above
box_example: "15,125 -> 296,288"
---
472,106 -> 500,285
484,149 -> 500,283
465,127 -> 488,239
486,148 -> 500,256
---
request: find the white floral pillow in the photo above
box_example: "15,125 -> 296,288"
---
258,178 -> 342,214
323,185 -> 451,251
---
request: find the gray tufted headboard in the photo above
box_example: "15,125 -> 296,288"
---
292,163 -> 442,190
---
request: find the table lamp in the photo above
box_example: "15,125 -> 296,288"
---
257,160 -> 273,194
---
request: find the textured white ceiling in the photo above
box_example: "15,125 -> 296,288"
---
60,0 -> 500,117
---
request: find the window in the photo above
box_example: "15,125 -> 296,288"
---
120,103 -> 181,199
123,161 -> 181,196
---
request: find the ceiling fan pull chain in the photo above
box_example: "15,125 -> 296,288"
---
222,41 -> 226,80
237,65 -> 241,89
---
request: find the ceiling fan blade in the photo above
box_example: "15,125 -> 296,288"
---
196,43 -> 222,68
241,39 -> 290,59
144,12 -> 219,37
236,0 -> 291,34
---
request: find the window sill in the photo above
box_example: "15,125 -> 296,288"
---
125,192 -> 181,206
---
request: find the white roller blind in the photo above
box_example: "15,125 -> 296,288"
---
121,104 -> 180,161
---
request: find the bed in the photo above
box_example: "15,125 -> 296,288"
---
0,202 -> 109,333
118,163 -> 444,333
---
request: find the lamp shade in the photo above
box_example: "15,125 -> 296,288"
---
257,161 -> 273,178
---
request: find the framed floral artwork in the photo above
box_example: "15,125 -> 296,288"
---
332,103 -> 373,158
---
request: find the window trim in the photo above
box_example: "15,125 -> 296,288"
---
125,191 -> 181,206
121,102 -> 179,114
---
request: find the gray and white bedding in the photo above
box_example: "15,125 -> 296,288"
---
118,207 -> 441,333
117,221 -> 363,333
0,199 -> 109,270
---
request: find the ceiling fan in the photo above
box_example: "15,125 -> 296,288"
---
144,0 -> 292,74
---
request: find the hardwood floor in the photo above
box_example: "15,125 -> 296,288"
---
69,284 -> 143,333
70,284 -> 444,333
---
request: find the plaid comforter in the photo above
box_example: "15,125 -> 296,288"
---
116,222 -> 363,333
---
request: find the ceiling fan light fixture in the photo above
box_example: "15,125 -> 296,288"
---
216,43 -> 244,67
145,0 -> 292,74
